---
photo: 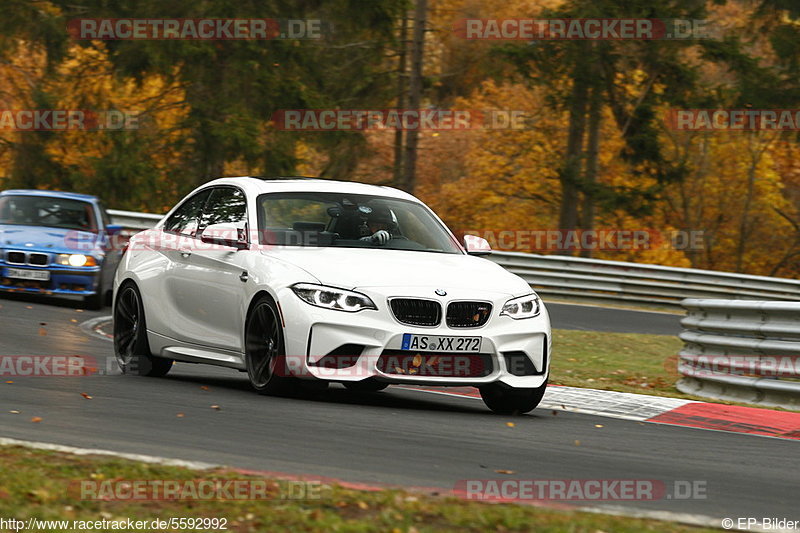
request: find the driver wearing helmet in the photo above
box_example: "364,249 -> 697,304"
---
359,205 -> 395,245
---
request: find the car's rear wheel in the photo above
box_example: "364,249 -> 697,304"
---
343,379 -> 389,392
479,381 -> 547,415
114,281 -> 173,376
245,294 -> 293,395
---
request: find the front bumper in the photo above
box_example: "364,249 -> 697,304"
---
0,263 -> 100,296
278,285 -> 551,389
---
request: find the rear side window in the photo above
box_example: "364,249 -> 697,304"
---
199,187 -> 247,231
163,189 -> 211,236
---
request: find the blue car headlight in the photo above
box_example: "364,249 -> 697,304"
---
56,254 -> 97,267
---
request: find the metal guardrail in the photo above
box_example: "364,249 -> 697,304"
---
677,299 -> 800,408
487,251 -> 800,306
107,210 -> 800,306
107,209 -> 163,230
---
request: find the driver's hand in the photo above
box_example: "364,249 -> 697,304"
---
360,230 -> 390,245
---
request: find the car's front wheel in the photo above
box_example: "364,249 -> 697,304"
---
245,294 -> 293,395
114,281 -> 173,376
479,381 -> 547,415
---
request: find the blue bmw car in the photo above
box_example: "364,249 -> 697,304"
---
0,189 -> 123,309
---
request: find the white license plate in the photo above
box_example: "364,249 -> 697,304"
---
401,333 -> 482,353
5,268 -> 50,281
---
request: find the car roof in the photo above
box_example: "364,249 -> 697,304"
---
0,189 -> 99,202
198,176 -> 419,202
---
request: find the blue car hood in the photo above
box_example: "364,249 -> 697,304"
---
0,224 -> 100,254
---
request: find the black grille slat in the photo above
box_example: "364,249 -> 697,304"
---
446,301 -> 492,328
390,299 -> 442,326
28,253 -> 48,266
7,251 -> 25,264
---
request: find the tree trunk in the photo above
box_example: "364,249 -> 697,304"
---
556,46 -> 589,254
400,0 -> 427,194
393,13 -> 409,187
580,72 -> 602,258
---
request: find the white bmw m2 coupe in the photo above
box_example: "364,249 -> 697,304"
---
113,177 -> 551,414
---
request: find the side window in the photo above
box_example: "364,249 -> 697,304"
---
163,190 -> 211,236
199,187 -> 247,231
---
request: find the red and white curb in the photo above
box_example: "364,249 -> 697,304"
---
400,385 -> 800,441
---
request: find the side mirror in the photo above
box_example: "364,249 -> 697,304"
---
201,222 -> 249,250
463,234 -> 492,255
105,224 -> 123,236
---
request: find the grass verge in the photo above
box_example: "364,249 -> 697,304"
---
550,328 -> 684,397
0,446 -> 721,533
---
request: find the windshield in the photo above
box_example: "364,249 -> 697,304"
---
257,192 -> 462,254
0,195 -> 97,231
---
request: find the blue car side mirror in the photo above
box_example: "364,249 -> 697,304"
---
105,224 -> 123,235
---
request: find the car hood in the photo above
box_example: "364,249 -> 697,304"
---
262,247 -> 531,295
0,224 -> 99,254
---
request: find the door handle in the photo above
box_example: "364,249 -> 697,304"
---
239,271 -> 249,282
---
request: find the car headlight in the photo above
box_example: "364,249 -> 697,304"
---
500,293 -> 541,319
56,254 -> 97,267
291,283 -> 377,312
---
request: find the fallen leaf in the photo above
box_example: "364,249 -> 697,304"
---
506,422 -> 515,427
574,440 -> 581,446
412,354 -> 422,368
176,413 -> 185,418
356,501 -> 368,510
9,410 -> 19,414
26,306 -> 32,309
38,327 -> 47,336
494,469 -> 515,475
31,417 -> 42,423
80,393 -> 93,400
210,405 -> 221,410
5,381 -> 13,384
394,367 -> 405,374
200,386 -> 209,391
594,424 -> 603,428
70,319 -> 78,323
408,368 -> 417,374
75,309 -> 84,313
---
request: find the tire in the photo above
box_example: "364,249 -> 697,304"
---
114,281 -> 173,377
83,291 -> 104,310
479,380 -> 547,415
343,379 -> 389,392
245,294 -> 294,395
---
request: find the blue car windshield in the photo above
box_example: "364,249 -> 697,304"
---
0,195 -> 97,232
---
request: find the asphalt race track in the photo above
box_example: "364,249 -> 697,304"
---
0,293 -> 795,524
